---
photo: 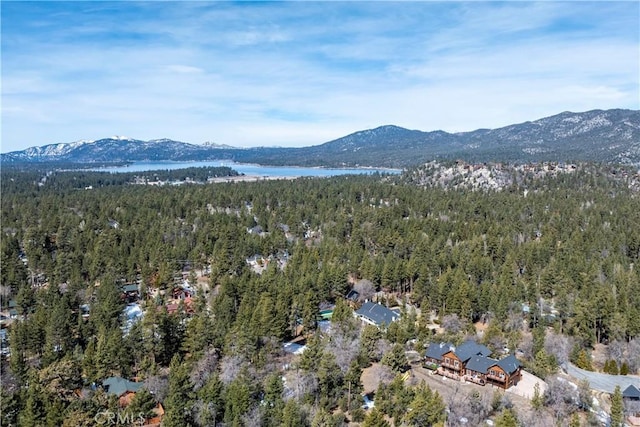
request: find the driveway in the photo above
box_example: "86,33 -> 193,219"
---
506,371 -> 547,400
566,363 -> 640,394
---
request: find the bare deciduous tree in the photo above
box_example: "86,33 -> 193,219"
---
190,348 -> 219,390
625,399 -> 640,417
607,340 -> 625,367
193,400 -> 219,427
544,332 -> 572,368
327,329 -> 361,373
354,279 -> 376,302
242,405 -> 264,427
144,375 -> 169,403
442,314 -> 465,335
519,334 -> 534,361
219,354 -> 246,385
627,338 -> 640,374
0,285 -> 12,299
375,339 -> 392,362
577,379 -> 592,411
505,307 -> 524,333
544,377 -> 578,423
446,386 -> 493,427
519,409 -> 555,427
285,370 -> 318,401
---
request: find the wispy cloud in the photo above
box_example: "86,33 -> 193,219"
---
1,1 -> 638,152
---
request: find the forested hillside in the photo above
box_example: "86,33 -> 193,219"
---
3,109 -> 639,168
1,164 -> 639,426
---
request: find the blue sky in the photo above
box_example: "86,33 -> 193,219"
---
2,1 -> 638,152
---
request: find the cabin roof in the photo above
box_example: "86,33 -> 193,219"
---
102,377 -> 143,397
425,342 -> 455,361
466,355 -> 496,374
355,302 -> 400,327
496,354 -> 521,375
624,384 -> 640,399
455,341 -> 491,362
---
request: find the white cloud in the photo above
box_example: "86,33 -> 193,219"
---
165,65 -> 205,74
1,1 -> 638,152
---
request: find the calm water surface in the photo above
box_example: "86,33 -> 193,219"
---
91,161 -> 401,177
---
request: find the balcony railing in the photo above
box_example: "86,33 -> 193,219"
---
441,360 -> 461,371
487,372 -> 506,382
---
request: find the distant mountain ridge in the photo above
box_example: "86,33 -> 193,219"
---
3,109 -> 639,167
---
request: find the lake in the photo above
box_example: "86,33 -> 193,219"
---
90,161 -> 402,177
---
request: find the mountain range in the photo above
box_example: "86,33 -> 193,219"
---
2,109 -> 639,168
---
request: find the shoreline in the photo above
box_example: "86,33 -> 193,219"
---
207,174 -> 299,183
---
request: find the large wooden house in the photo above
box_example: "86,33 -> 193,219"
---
424,341 -> 522,390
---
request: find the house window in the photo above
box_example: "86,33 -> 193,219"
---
454,361 -> 459,368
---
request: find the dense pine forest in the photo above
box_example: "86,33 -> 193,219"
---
1,163 -> 639,426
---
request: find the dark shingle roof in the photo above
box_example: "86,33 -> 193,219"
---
425,342 -> 455,361
466,355 -> 496,374
345,290 -> 360,302
102,377 -> 144,396
355,302 -> 400,327
455,341 -> 491,362
496,354 -> 521,375
623,384 -> 640,399
122,284 -> 139,293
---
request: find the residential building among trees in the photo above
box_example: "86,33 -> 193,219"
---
424,341 -> 522,389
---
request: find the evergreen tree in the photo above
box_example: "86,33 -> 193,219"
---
494,408 -> 519,427
620,362 -> 629,375
156,308 -> 185,366
163,355 -> 194,427
360,324 -> 383,363
128,388 -> 157,421
181,309 -> 214,359
531,382 -> 543,411
531,349 -> 557,379
403,382 -> 445,426
569,412 -> 581,427
91,278 -> 124,331
0,387 -> 20,427
362,408 -> 391,427
331,298 -> 352,324
574,348 -> 593,371
19,380 -> 44,427
37,356 -> 82,401
262,373 -> 285,426
604,359 -> 619,375
281,399 -> 307,427
609,385 -> 624,427
223,376 -> 253,426
195,374 -> 224,426
299,333 -> 324,371
316,352 -> 344,409
381,344 -> 408,373
344,360 -> 364,412
312,407 -> 345,427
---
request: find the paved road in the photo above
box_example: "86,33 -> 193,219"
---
565,363 -> 640,394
